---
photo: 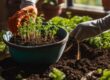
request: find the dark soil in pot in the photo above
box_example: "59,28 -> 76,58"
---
0,41 -> 110,80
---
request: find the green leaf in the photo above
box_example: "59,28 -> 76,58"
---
99,69 -> 110,80
49,68 -> 66,80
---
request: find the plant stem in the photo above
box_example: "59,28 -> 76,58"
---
76,40 -> 81,61
74,28 -> 81,60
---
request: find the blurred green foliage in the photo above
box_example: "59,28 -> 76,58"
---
74,0 -> 102,6
0,32 -> 6,52
88,31 -> 110,49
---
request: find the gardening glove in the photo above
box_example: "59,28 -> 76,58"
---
70,14 -> 110,42
8,0 -> 38,34
20,0 -> 37,8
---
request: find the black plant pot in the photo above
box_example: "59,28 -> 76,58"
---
3,28 -> 69,65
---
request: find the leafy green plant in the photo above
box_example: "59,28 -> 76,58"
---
13,16 -> 59,46
0,32 -> 6,52
49,16 -> 92,32
97,68 -> 103,74
49,68 -> 66,80
50,16 -> 110,49
87,30 -> 110,49
97,69 -> 110,80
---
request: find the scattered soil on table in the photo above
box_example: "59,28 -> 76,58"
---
0,41 -> 110,80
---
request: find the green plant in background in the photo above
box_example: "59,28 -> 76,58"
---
49,68 -> 66,80
50,16 -> 110,49
96,69 -> 110,80
0,32 -> 6,52
49,16 -> 92,32
87,30 -> 110,49
49,16 -> 72,32
88,36 -> 102,48
97,68 -> 103,74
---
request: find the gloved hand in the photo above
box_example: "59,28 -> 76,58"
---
8,0 -> 38,34
69,14 -> 110,42
8,6 -> 37,34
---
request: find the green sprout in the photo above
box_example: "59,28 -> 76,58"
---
98,69 -> 110,80
17,16 -> 59,46
97,68 -> 103,74
49,68 -> 66,80
87,30 -> 110,49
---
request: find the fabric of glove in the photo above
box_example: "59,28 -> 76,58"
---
20,0 -> 37,8
8,6 -> 37,34
70,14 -> 110,42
